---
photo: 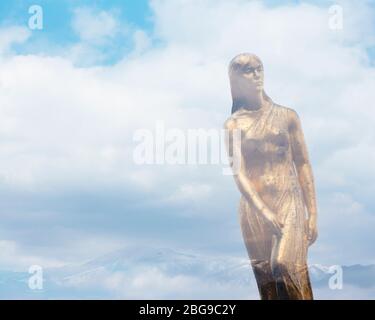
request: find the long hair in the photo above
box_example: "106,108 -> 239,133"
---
228,53 -> 272,114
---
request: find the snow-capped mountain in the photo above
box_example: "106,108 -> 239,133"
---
1,245 -> 374,299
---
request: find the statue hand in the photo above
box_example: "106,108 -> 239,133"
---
262,207 -> 284,238
307,216 -> 318,245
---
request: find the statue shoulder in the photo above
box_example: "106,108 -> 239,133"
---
273,103 -> 300,121
223,116 -> 238,131
223,107 -> 253,130
277,105 -> 302,132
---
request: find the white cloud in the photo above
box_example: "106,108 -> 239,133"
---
72,7 -> 121,43
0,232 -> 130,271
69,7 -> 131,65
0,26 -> 30,55
0,240 -> 65,270
132,29 -> 152,56
163,183 -> 212,204
314,285 -> 375,300
309,190 -> 375,265
0,0 -> 375,274
43,247 -> 259,299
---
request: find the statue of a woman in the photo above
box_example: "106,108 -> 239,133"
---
224,53 -> 318,300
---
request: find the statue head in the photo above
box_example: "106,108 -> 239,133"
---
228,53 -> 271,114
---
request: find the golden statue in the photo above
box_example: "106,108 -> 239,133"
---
224,53 -> 318,300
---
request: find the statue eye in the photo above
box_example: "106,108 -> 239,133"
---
244,66 -> 254,73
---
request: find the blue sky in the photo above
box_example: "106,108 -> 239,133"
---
0,0 -> 152,33
0,0 -> 153,64
2,0 -> 373,65
0,0 -> 375,299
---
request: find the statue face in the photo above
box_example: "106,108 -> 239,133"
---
229,54 -> 265,96
240,61 -> 264,93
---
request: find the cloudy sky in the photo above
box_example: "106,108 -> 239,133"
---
0,0 -> 375,298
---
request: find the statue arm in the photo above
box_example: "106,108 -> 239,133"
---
287,109 -> 318,243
